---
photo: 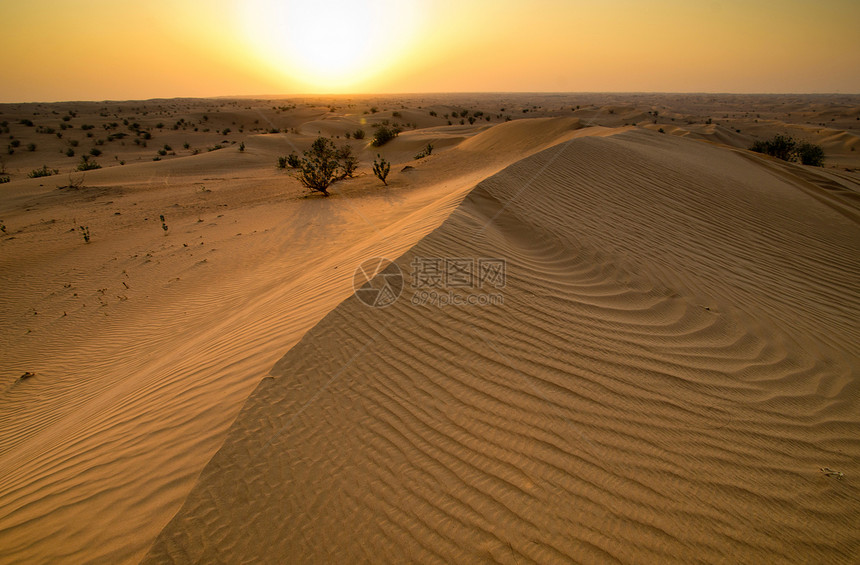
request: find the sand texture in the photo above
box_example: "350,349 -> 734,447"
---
144,129 -> 859,563
1,94 -> 858,564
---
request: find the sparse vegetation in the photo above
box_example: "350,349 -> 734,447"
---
239,141 -> 245,152
750,134 -> 824,166
77,155 -> 101,171
414,143 -> 434,159
295,137 -> 342,196
335,145 -> 358,179
160,214 -> 168,234
79,225 -> 90,243
372,154 -> 390,185
353,129 -> 366,140
371,124 -> 401,147
57,173 -> 85,189
28,165 -> 58,178
287,152 -> 301,168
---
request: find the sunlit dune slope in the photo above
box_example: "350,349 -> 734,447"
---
145,130 -> 859,564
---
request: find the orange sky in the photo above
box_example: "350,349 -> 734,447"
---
1,0 -> 858,102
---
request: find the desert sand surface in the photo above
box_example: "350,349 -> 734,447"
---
1,94 -> 859,564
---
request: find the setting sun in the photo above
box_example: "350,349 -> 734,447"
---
239,0 -> 422,91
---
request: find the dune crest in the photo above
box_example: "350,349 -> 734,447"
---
145,130 -> 860,563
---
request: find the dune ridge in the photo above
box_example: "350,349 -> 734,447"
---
0,118 -> 591,564
144,129 -> 859,564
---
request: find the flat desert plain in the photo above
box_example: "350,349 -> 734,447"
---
0,94 -> 858,564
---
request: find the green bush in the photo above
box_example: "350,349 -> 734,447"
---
28,165 -> 58,178
336,145 -> 357,179
77,155 -> 101,171
371,124 -> 400,147
750,134 -> 824,166
287,152 -> 301,168
297,137 -> 340,195
795,142 -> 825,166
372,154 -> 390,185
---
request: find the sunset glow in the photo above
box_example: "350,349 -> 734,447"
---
1,0 -> 858,101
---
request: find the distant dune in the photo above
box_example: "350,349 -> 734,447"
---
0,95 -> 858,564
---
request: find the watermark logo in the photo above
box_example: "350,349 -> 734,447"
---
353,257 -> 404,308
354,256 -> 506,308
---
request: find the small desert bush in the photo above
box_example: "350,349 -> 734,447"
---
371,124 -> 400,147
414,143 -> 433,160
750,135 -> 824,166
296,137 -> 341,195
335,145 -> 358,179
293,137 -> 359,195
287,152 -> 301,168
372,154 -> 390,185
353,129 -> 366,140
77,155 -> 101,171
28,165 -> 58,178
0,174 -> 10,184
795,142 -> 825,166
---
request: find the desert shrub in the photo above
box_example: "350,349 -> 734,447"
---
429,110 -> 437,117
77,155 -> 101,171
66,148 -> 75,157
750,135 -> 824,166
89,148 -> 102,156
277,156 -> 288,168
81,124 -> 95,130
239,142 -> 245,152
0,175 -> 9,184
795,142 -> 825,166
335,145 -> 358,179
353,129 -> 366,140
10,139 -> 20,148
28,165 -> 58,178
157,149 -> 167,156
69,139 -> 79,147
414,143 -> 434,160
27,143 -> 36,151
297,137 -> 341,195
286,152 -> 300,168
372,155 -> 390,185
371,124 -> 400,147
156,122 -> 164,128
20,119 -> 34,127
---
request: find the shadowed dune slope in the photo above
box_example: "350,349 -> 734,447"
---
145,130 -> 860,563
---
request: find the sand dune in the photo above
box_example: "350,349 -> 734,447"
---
0,116 -> 586,564
1,95 -> 858,564
144,129 -> 860,563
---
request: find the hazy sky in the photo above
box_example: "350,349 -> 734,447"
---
2,0 -> 858,102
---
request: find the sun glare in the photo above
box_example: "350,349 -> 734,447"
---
240,0 -> 421,91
